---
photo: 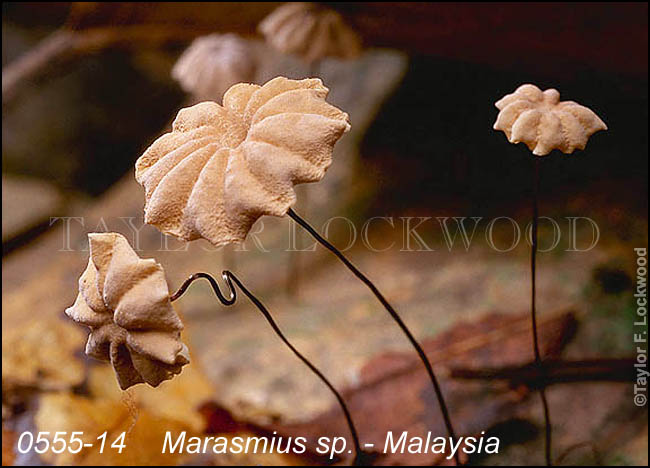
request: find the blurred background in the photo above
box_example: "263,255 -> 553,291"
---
2,3 -> 648,466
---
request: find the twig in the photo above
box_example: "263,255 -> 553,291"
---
2,30 -> 74,102
2,25 -> 214,104
450,357 -> 637,388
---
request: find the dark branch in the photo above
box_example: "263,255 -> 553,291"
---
450,358 -> 637,389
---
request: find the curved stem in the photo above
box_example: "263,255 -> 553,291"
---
287,208 -> 460,465
531,158 -> 552,466
171,271 -> 371,466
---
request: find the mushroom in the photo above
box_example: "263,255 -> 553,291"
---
493,83 -> 607,465
258,4 -> 363,296
172,33 -> 256,101
493,83 -> 607,156
258,2 -> 361,64
135,76 -> 350,247
65,233 -> 189,390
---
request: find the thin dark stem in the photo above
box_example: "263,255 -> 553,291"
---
170,272 -> 371,466
531,157 -> 552,466
287,208 -> 461,465
531,159 -> 542,364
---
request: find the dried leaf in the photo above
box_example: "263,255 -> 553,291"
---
35,392 -> 195,466
269,310 -> 578,465
2,426 -> 16,466
2,315 -> 85,391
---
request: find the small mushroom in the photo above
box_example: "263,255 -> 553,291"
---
135,76 -> 350,247
258,2 -> 361,64
493,84 -> 607,156
492,84 -> 607,465
65,233 -> 189,390
172,33 -> 256,101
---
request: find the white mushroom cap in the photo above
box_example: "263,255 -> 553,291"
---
493,84 -> 607,156
258,2 -> 361,63
65,233 -> 189,390
172,33 -> 256,101
135,76 -> 350,247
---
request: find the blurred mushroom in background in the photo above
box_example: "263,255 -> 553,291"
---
172,33 -> 257,101
257,3 -> 363,294
258,2 -> 361,65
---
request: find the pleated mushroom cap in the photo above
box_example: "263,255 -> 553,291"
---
172,33 -> 256,101
135,76 -> 350,247
493,84 -> 607,156
65,233 -> 189,390
258,2 -> 361,63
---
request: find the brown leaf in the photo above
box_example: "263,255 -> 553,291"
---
2,426 -> 16,466
268,310 -> 578,465
2,314 -> 86,392
34,392 -> 195,466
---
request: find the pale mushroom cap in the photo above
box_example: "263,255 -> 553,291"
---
65,233 -> 189,390
172,33 -> 256,101
258,2 -> 361,63
135,76 -> 351,247
493,83 -> 607,156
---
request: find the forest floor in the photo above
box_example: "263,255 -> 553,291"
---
2,172 -> 647,465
